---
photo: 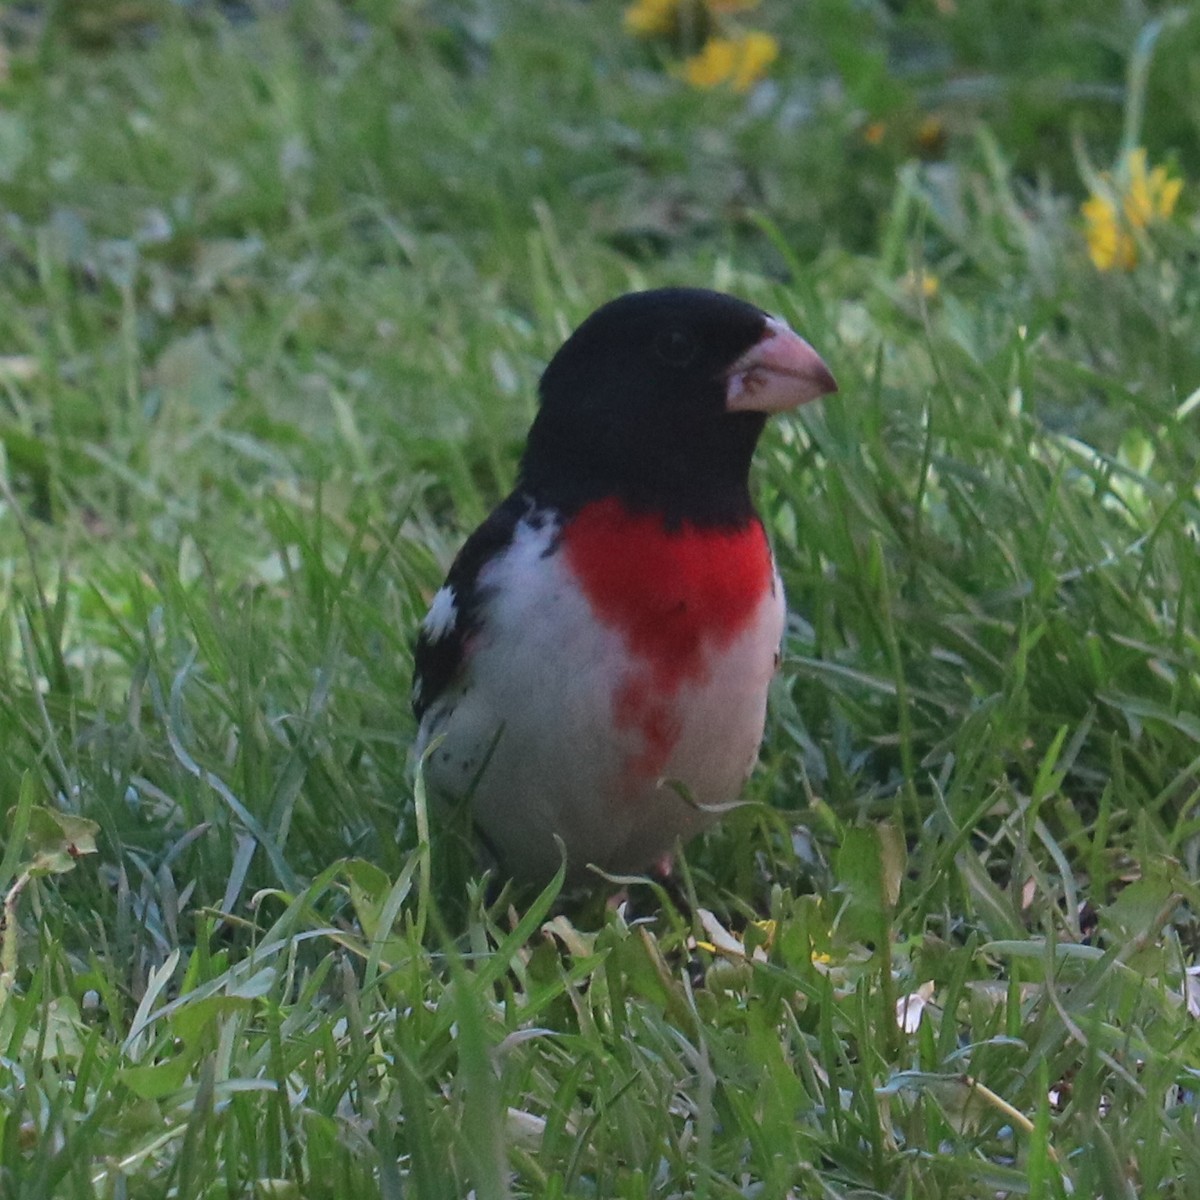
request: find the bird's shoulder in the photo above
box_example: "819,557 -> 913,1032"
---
411,490 -> 550,721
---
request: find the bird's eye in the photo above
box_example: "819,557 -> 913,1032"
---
654,327 -> 698,367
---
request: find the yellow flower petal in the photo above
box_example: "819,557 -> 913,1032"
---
1158,174 -> 1183,219
1081,192 -> 1136,271
682,36 -> 738,88
623,0 -> 679,37
1121,147 -> 1183,227
1082,148 -> 1182,271
1124,176 -> 1153,229
731,30 -> 778,92
684,31 -> 777,91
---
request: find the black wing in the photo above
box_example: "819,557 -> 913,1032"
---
411,491 -> 535,722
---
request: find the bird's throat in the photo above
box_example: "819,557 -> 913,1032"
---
521,410 -> 767,527
561,497 -> 774,691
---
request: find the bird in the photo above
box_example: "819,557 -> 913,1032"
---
411,287 -> 837,886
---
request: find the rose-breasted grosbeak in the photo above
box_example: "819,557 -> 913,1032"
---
412,288 -> 836,884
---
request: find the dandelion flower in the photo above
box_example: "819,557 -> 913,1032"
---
1122,147 -> 1182,228
1081,194 -> 1137,272
730,30 -> 778,91
683,36 -> 737,87
683,30 -> 778,92
624,0 -> 679,37
1082,148 -> 1183,271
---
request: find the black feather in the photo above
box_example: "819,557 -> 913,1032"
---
411,491 -> 536,721
520,287 -> 770,527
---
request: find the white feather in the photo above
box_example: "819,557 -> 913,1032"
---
421,585 -> 459,640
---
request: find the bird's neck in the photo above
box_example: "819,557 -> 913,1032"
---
520,411 -> 766,529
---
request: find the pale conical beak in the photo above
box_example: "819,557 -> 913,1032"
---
725,316 -> 838,413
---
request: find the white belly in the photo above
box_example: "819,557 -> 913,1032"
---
418,517 -> 784,883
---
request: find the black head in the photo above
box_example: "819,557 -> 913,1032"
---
519,288 -> 835,527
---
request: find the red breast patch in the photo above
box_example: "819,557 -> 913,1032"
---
562,497 -> 774,777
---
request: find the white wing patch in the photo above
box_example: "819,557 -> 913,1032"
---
422,585 -> 459,640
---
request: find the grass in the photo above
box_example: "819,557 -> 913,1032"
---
0,0 -> 1198,1194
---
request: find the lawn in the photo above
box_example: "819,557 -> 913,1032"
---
0,0 -> 1198,1195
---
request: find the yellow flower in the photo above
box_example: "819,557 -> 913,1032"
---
624,0 -> 679,37
731,30 -> 778,90
683,30 -> 778,92
683,36 -> 737,87
1081,195 -> 1136,272
1122,147 -> 1182,228
1081,148 -> 1183,272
